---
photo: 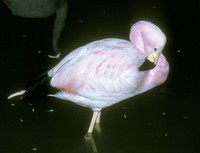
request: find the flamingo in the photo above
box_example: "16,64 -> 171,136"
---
8,20 -> 169,135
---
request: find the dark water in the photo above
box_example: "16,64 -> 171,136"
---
0,0 -> 200,153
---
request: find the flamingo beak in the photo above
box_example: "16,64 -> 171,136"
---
147,51 -> 159,65
139,51 -> 159,71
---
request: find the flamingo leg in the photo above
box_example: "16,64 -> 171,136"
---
96,112 -> 101,123
85,112 -> 101,151
87,111 -> 100,134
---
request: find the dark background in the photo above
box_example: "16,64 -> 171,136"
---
0,0 -> 200,153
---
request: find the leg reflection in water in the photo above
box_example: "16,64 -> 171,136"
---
85,133 -> 98,153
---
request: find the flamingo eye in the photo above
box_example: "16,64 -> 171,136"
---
154,48 -> 157,51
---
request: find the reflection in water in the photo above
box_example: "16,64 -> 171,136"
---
84,121 -> 101,153
85,134 -> 98,153
3,0 -> 68,57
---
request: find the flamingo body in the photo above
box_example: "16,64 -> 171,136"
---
48,21 -> 169,111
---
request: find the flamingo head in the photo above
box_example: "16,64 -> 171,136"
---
129,21 -> 166,68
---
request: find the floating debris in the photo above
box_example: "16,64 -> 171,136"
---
32,108 -> 35,112
37,50 -> 41,54
32,148 -> 37,151
11,103 -> 15,107
28,103 -> 33,106
165,132 -> 168,137
47,109 -> 55,113
124,114 -> 127,118
162,112 -> 166,116
20,118 -> 24,123
177,50 -> 181,53
184,116 -> 189,119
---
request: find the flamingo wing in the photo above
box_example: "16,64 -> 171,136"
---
48,39 -> 143,103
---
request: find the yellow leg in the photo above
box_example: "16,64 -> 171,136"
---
87,111 -> 100,134
94,112 -> 101,132
96,112 -> 101,123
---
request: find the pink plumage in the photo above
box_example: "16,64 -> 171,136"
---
8,20 -> 169,134
48,21 -> 169,111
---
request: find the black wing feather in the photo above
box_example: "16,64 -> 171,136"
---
22,72 -> 58,99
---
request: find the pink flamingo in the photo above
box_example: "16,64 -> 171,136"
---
8,21 -> 169,134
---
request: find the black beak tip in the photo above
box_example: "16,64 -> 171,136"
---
139,59 -> 156,71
